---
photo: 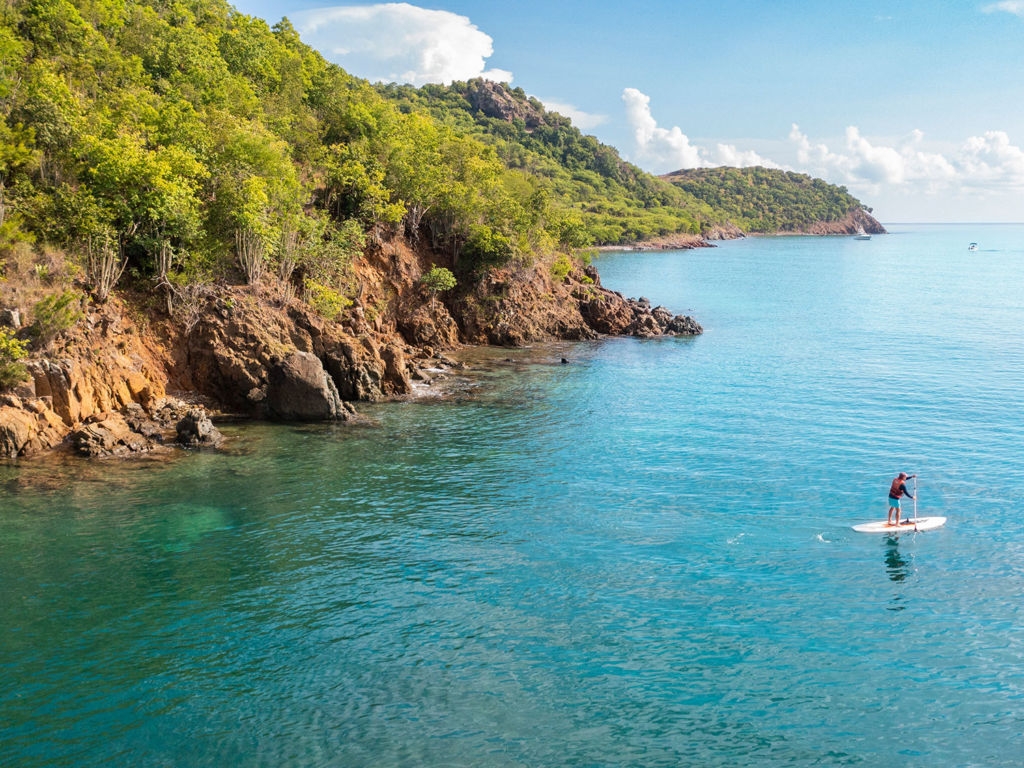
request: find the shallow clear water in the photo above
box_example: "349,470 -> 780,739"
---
3,225 -> 1024,766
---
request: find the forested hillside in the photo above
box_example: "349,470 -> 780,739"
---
661,167 -> 883,234
0,0 -> 884,318
2,0 -> 617,310
379,79 -> 719,243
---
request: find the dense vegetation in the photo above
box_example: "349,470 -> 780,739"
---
379,80 -> 721,243
661,167 -> 871,233
0,0 -> 612,320
0,0 -> 878,340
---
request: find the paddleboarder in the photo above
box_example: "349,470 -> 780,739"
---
887,472 -> 917,527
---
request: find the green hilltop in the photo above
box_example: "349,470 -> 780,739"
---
661,166 -> 881,234
378,79 -> 719,243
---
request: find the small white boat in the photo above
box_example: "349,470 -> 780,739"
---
968,242 -> 978,251
854,227 -> 871,240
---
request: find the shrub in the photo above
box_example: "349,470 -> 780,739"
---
0,327 -> 29,391
462,226 -> 513,270
550,254 -> 571,281
30,290 -> 81,347
304,279 -> 351,320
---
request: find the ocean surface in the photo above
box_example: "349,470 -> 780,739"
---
3,224 -> 1024,767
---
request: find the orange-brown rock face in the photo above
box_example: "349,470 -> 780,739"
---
0,231 -> 703,459
0,299 -> 201,459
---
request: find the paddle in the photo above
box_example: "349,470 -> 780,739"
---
913,475 -> 918,532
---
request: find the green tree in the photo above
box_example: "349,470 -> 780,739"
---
420,265 -> 456,310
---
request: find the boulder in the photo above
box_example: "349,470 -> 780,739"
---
266,351 -> 347,421
628,312 -> 661,338
381,346 -> 412,395
651,305 -> 674,325
122,402 -> 165,441
0,401 -> 67,458
0,406 -> 35,457
176,408 -> 225,448
575,291 -> 635,335
0,307 -> 21,329
397,304 -> 461,348
324,338 -> 385,401
71,413 -> 154,458
665,314 -> 703,335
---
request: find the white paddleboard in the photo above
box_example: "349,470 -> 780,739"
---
852,517 -> 947,534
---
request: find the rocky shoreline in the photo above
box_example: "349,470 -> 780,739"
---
595,209 -> 887,252
0,244 -> 702,460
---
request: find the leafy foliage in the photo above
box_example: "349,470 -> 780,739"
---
0,0 -> 877,329
303,279 -> 351,320
30,290 -> 81,347
379,79 -> 717,244
550,254 -> 572,281
662,167 -> 869,232
420,265 -> 456,310
0,0 -> 577,299
421,265 -> 457,293
0,326 -> 29,390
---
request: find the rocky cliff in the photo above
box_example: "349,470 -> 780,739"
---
794,207 -> 886,236
0,234 -> 702,460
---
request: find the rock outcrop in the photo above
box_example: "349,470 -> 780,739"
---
0,396 -> 67,457
176,408 -> 225,448
71,412 -> 155,458
266,351 -> 348,421
0,299 -> 226,459
800,207 -> 886,235
0,229 -> 704,461
66,399 -> 223,458
577,290 -> 702,338
465,79 -> 545,129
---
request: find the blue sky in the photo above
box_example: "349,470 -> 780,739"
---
233,0 -> 1024,222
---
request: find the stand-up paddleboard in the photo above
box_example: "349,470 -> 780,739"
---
852,517 -> 947,534
853,475 -> 946,533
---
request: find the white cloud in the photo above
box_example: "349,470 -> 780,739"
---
789,124 -> 1024,191
713,142 -> 779,168
619,88 -> 1024,199
983,1 -> 1024,16
537,98 -> 608,131
291,3 -> 512,86
622,87 -> 780,171
959,131 -> 1024,186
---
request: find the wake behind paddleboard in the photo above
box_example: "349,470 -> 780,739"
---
852,517 -> 947,534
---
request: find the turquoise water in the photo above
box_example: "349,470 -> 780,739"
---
3,224 -> 1024,766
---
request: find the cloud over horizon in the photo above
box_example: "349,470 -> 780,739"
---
291,3 -> 512,86
622,88 -> 1024,198
791,125 -> 1024,192
621,88 -> 780,171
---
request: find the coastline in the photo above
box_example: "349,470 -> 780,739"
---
0,252 -> 702,462
595,209 -> 887,253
